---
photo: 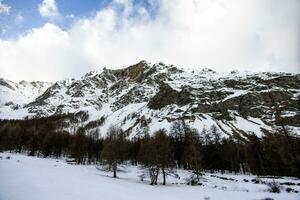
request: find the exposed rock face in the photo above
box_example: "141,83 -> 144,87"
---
28,84 -> 59,106
104,60 -> 149,82
222,91 -> 293,116
0,61 -> 299,138
0,78 -> 15,90
148,83 -> 192,109
259,75 -> 300,89
223,80 -> 252,89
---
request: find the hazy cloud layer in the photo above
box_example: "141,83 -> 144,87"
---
0,0 -> 10,15
0,0 -> 299,81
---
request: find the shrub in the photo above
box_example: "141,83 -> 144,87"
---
251,178 -> 261,184
186,174 -> 201,186
266,181 -> 281,193
286,187 -> 298,193
280,182 -> 296,186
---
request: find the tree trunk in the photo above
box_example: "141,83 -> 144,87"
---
154,167 -> 159,185
17,145 -> 22,153
196,171 -> 200,181
241,163 -> 245,174
113,164 -> 117,178
29,147 -> 35,156
149,168 -> 156,185
162,168 -> 166,185
113,169 -> 117,178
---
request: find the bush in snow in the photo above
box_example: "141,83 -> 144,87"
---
286,187 -> 298,193
186,174 -> 200,186
251,178 -> 263,184
266,181 -> 281,193
280,182 -> 296,186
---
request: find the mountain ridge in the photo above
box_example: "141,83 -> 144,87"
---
0,61 -> 299,138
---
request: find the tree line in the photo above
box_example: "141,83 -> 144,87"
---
0,116 -> 299,185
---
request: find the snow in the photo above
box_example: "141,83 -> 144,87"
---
192,114 -> 228,137
222,90 -> 249,101
101,102 -> 147,136
230,116 -> 271,137
1,153 -> 299,200
0,80 -> 52,119
0,106 -> 33,119
287,126 -> 300,136
281,111 -> 298,117
0,79 -> 52,106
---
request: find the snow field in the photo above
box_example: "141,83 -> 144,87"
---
1,153 -> 300,200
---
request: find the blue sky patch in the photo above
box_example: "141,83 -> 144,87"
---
0,0 -> 157,39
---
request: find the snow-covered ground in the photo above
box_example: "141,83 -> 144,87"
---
0,153 -> 299,200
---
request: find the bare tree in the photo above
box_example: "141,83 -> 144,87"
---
101,125 -> 128,178
139,129 -> 174,185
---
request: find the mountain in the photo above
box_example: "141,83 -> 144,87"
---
0,78 -> 52,119
0,61 -> 299,138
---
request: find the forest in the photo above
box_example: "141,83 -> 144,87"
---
0,114 -> 299,185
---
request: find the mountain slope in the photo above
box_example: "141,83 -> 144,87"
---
0,78 -> 52,119
0,61 -> 299,138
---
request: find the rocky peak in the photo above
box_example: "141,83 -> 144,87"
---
102,60 -> 151,82
0,78 -> 15,90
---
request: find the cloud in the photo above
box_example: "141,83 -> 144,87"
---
0,0 -> 10,15
38,0 -> 59,19
0,0 -> 299,82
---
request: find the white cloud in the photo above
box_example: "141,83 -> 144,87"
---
0,0 -> 299,82
38,0 -> 59,19
0,0 -> 10,15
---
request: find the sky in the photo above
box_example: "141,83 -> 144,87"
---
0,0 -> 299,82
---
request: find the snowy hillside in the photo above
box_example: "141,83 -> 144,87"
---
0,78 -> 52,119
0,61 -> 299,138
1,153 -> 299,200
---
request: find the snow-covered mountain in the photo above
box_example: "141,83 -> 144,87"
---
1,61 -> 299,138
0,78 -> 52,119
